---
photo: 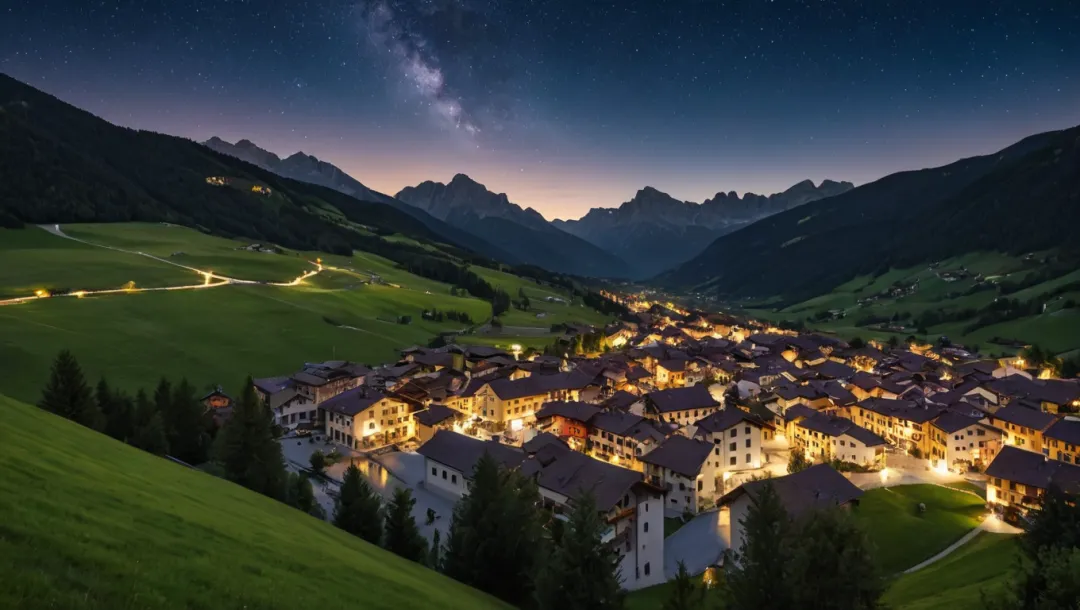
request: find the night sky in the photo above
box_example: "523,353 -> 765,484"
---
3,0 -> 1078,219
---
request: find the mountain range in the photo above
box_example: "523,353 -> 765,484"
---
553,179 -> 853,277
659,124 -> 1080,302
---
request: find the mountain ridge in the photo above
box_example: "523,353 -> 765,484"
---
553,179 -> 853,277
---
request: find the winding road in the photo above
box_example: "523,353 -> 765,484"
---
0,225 -> 323,307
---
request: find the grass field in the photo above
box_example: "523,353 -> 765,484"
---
740,252 -> 1080,354
0,395 -> 507,610
472,265 -> 614,329
883,533 -> 1019,610
0,224 -> 504,402
0,226 -> 194,297
855,485 -> 986,574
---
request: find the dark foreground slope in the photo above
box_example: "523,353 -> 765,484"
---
0,395 -> 507,610
661,126 -> 1080,303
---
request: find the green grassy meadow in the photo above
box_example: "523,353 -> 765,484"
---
854,485 -> 986,574
473,265 -> 614,329
0,395 -> 507,610
883,532 -> 1019,610
740,252 -> 1080,354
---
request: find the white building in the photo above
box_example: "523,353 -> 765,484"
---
639,435 -> 717,514
688,408 -> 771,475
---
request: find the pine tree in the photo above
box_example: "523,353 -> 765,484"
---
662,561 -> 705,610
164,378 -> 211,465
39,349 -> 102,430
788,449 -> 811,474
215,377 -> 287,499
152,377 -> 172,416
724,482 -> 793,610
428,529 -> 442,570
384,487 -> 427,563
96,377 -> 134,442
333,463 -> 383,544
444,453 -> 545,607
131,389 -> 168,456
536,492 -> 623,610
286,472 -> 323,518
788,509 -> 884,610
309,450 -> 327,476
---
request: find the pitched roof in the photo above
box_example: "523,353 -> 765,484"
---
485,371 -> 594,401
693,407 -> 767,435
319,386 -> 386,417
535,401 -> 603,423
414,404 -> 461,427
638,435 -> 713,477
810,360 -> 856,380
604,390 -> 641,411
720,464 -> 864,515
985,445 -> 1080,493
521,443 -> 644,511
858,397 -> 943,423
1044,417 -> 1080,446
931,410 -> 983,434
416,430 -> 525,474
522,431 -> 570,454
646,385 -> 720,413
990,404 -> 1057,431
796,413 -> 887,447
590,410 -> 648,436
253,376 -> 292,394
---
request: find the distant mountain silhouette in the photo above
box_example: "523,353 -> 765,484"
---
397,174 -> 632,278
659,125 -> 1080,303
554,180 -> 853,277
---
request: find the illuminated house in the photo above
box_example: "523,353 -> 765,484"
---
643,385 -> 722,427
535,401 -> 603,450
688,407 -> 773,475
929,409 -> 1002,471
251,184 -> 272,195
320,387 -> 415,449
1044,417 -> 1080,464
472,371 -> 596,433
985,445 -> 1080,514
640,435 -> 717,514
586,410 -> 668,471
784,406 -> 886,468
981,404 -> 1056,454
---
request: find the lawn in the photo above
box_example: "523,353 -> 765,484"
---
854,485 -> 986,574
665,517 -> 687,538
0,226 -> 194,297
0,395 -> 507,610
883,532 -> 1019,610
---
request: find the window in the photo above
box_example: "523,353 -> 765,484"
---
645,503 -> 649,512
368,422 -> 375,430
644,563 -> 651,576
729,442 -> 736,451
643,522 -> 649,533
697,480 -> 703,491
745,438 -> 751,448
746,454 -> 752,463
451,474 -> 457,484
729,456 -> 736,466
431,467 -> 437,476
745,426 -> 751,435
442,470 -> 448,480
730,428 -> 738,438
714,448 -> 720,456
840,440 -> 846,447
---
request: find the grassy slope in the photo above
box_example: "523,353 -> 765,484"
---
0,225 -> 492,401
854,485 -> 985,574
883,533 -> 1019,610
472,265 -> 613,329
0,226 -> 194,297
0,395 -> 507,610
743,252 -> 1080,353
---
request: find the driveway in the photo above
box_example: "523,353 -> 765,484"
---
663,510 -> 728,579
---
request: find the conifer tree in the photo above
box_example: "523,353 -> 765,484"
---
663,561 -> 705,610
788,509 -> 884,610
286,472 -> 323,518
215,377 -> 287,499
96,377 -> 134,442
39,349 -> 102,430
384,487 -> 427,563
164,378 -> 211,465
724,482 -> 793,610
536,492 -> 623,610
333,463 -> 383,544
131,389 -> 168,456
428,529 -> 442,570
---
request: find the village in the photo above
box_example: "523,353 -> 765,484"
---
213,297 -> 1080,593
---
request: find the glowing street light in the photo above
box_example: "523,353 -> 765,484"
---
34,289 -> 49,298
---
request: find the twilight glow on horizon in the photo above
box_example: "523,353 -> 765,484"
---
2,0 -> 1078,220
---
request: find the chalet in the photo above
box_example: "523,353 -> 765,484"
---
321,387 -> 414,449
535,401 -> 603,449
848,398 -> 944,458
587,410 -> 667,470
929,410 -> 1002,472
413,404 -> 464,443
985,445 -> 1080,514
655,359 -> 688,388
289,361 -> 369,405
416,430 -> 525,498
640,435 -> 717,514
473,371 -> 596,433
719,464 -> 863,560
982,404 -> 1056,454
643,385 -> 722,426
521,442 -> 666,590
689,408 -> 771,475
787,410 -> 887,468
1043,417 -> 1080,464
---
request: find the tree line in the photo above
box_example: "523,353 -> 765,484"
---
37,349 -> 322,519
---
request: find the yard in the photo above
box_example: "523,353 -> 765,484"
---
883,532 -> 1019,609
0,395 -> 507,610
854,485 -> 987,574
